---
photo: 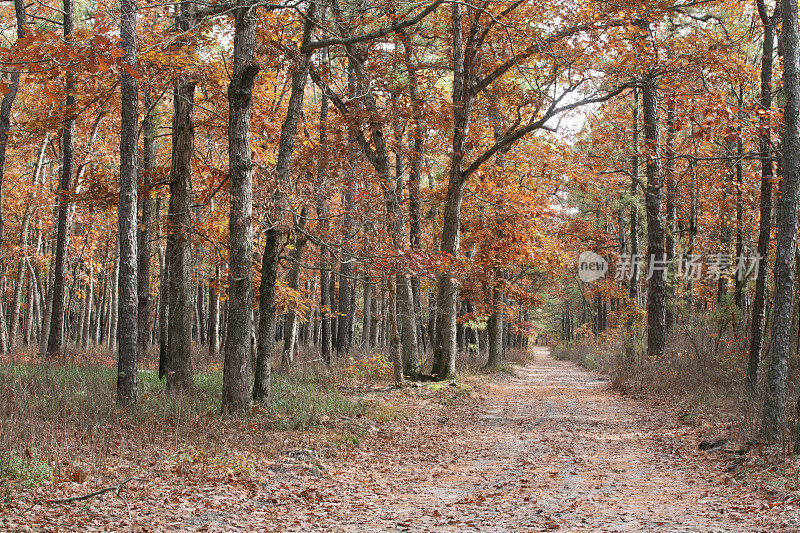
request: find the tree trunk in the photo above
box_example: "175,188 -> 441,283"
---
734,89 -> 745,311
664,92 -> 676,333
108,250 -> 119,349
763,0 -> 800,442
138,90 -> 156,353
222,1 -> 258,413
46,0 -> 75,358
158,239 -> 169,378
748,0 -> 777,392
432,0 -> 472,380
165,0 -> 196,391
254,228 -> 280,403
362,278 -> 372,349
196,282 -> 206,346
208,265 -> 219,356
253,3 -> 315,402
282,209 -> 308,369
0,0 -> 26,348
486,286 -> 503,368
389,277 -> 404,387
80,265 -> 93,348
8,206 -> 31,351
642,72 -> 666,361
117,0 -> 139,404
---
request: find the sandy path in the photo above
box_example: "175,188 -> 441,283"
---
7,349 -> 798,532
264,348 -> 797,532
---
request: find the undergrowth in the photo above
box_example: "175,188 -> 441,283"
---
550,319 -> 788,448
0,353 -> 368,501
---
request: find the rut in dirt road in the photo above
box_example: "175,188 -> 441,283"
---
267,348 -> 797,532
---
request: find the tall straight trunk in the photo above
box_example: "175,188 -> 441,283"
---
336,61 -> 358,356
319,246 -> 332,363
8,260 -> 26,352
485,99 -> 507,365
138,90 -> 156,353
329,272 -> 338,349
282,209 -> 308,368
166,0 -> 196,391
432,0 -> 472,379
485,286 -> 503,368
370,287 -> 380,347
46,0 -> 74,357
40,261 -> 53,353
642,72 -> 666,361
763,0 -> 800,442
336,238 -> 354,354
399,29 -> 427,354
253,3 -> 315,403
362,278 -> 372,348
254,229 -> 280,403
222,1 -> 258,413
734,89 -> 745,311
92,269 -> 103,344
0,0 -> 26,331
24,269 -> 35,345
316,88 -> 333,364
630,88 -> 640,303
389,277 -> 404,386
80,265 -> 93,348
208,265 -> 219,356
303,280 -> 314,346
8,207 -> 31,351
158,240 -> 169,378
117,0 -> 139,404
196,281 -> 206,345
687,159 -> 698,312
109,243 -> 119,350
718,140 -> 733,304
664,94 -> 676,333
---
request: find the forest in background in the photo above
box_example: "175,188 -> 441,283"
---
1,0 -> 800,496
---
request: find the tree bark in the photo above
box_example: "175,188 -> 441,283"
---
389,277 -> 404,387
281,209 -> 308,369
46,0 -> 75,358
253,2 -> 316,403
158,237 -> 169,378
109,250 -> 119,350
222,0 -> 258,414
208,265 -> 219,356
80,265 -> 93,349
362,278 -> 372,349
117,0 -> 139,404
748,0 -> 778,393
432,0 -> 472,379
165,0 -> 196,391
138,90 -> 156,353
8,207 -> 31,351
642,71 -> 666,361
664,92 -> 676,333
485,286 -> 503,368
254,228 -> 280,403
763,0 -> 800,442
630,88 -> 641,304
0,0 -> 26,343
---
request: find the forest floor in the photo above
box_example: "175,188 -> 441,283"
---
4,348 -> 800,532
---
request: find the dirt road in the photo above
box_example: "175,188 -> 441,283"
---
7,349 -> 798,532
264,349 -> 797,532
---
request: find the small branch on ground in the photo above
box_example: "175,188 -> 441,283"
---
49,476 -> 138,504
